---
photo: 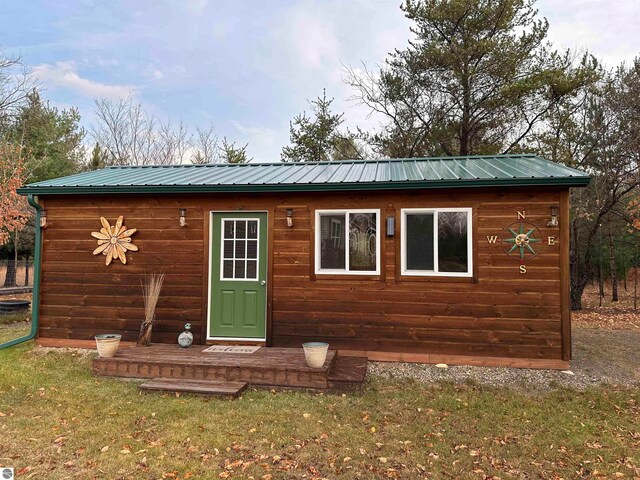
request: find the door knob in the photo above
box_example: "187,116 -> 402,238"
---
260,280 -> 266,286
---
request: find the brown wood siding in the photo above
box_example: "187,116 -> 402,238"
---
37,187 -> 567,360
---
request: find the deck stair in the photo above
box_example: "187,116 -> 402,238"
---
93,345 -> 367,393
140,378 -> 247,398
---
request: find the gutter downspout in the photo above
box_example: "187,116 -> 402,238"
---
0,194 -> 42,350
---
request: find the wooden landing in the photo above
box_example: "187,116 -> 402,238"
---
140,378 -> 247,398
93,344 -> 366,392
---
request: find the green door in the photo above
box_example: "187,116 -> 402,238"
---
209,212 -> 268,339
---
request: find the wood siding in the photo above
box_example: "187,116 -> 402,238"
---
37,186 -> 568,361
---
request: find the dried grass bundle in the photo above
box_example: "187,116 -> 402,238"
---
137,272 -> 165,347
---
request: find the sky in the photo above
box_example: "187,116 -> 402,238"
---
1,0 -> 639,163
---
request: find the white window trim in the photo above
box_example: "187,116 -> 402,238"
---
400,207 -> 473,278
315,209 -> 381,275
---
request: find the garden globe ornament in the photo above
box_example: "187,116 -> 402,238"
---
178,323 -> 193,348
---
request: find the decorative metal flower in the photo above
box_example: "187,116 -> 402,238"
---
91,216 -> 138,265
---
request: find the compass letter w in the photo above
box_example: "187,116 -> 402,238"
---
486,236 -> 499,244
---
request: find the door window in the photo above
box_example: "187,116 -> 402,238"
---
221,219 -> 259,280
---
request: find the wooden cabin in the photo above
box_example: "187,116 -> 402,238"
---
18,155 -> 590,369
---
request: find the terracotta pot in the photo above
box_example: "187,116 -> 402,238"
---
302,342 -> 329,368
95,334 -> 122,358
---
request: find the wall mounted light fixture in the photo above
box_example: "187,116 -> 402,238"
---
386,216 -> 395,236
179,208 -> 187,227
547,205 -> 559,227
40,209 -> 47,228
286,208 -> 293,228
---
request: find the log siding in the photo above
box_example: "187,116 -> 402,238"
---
36,186 -> 568,362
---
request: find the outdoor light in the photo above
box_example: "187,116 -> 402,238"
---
40,209 -> 47,228
548,205 -> 559,227
386,216 -> 395,236
179,208 -> 187,227
286,208 -> 293,228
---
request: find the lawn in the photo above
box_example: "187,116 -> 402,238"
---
0,344 -> 638,479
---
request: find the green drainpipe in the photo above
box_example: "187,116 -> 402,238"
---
0,195 -> 42,349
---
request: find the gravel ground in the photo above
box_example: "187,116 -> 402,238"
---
369,326 -> 640,390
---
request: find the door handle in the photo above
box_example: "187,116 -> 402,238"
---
260,280 -> 266,286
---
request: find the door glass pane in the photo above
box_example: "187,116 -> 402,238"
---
223,240 -> 234,258
223,260 -> 233,278
247,240 -> 257,259
236,220 -> 246,239
348,213 -> 377,271
235,240 -> 246,258
438,211 -> 468,273
319,215 -> 345,269
247,221 -> 258,239
234,260 -> 245,279
247,260 -> 257,279
224,221 -> 234,239
406,213 -> 434,271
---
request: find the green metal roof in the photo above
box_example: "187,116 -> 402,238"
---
18,155 -> 590,195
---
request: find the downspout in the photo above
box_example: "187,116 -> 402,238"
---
0,194 -> 42,349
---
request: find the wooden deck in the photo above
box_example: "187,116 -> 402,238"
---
93,344 -> 367,393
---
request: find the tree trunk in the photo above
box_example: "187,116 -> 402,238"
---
137,320 -> 154,346
3,246 -> 17,288
570,280 -> 586,310
24,251 -> 29,286
597,263 -> 605,304
570,217 -> 581,309
608,221 -> 618,302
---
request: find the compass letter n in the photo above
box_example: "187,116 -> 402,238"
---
517,211 -> 525,220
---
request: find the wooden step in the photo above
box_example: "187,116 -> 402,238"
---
327,355 -> 368,393
140,378 -> 247,398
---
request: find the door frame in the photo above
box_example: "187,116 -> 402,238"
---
206,210 -> 269,342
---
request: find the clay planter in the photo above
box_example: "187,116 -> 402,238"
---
95,334 -> 122,358
302,342 -> 329,368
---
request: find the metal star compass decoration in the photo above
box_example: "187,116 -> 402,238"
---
487,211 -> 556,274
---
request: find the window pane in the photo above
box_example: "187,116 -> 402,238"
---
236,220 -> 246,239
235,240 -> 246,259
224,221 -> 234,239
246,260 -> 257,279
319,214 -> 346,269
222,260 -> 233,279
438,211 -> 468,273
234,260 -> 245,279
223,240 -> 234,259
348,213 -> 377,272
247,221 -> 258,239
246,240 -> 257,259
406,213 -> 434,271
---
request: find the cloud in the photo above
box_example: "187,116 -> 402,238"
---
33,61 -> 135,99
232,121 -> 286,163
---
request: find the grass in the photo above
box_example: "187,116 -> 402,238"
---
0,344 -> 638,479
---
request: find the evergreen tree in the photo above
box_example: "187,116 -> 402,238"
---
10,89 -> 85,182
281,90 -> 363,162
347,0 -> 593,157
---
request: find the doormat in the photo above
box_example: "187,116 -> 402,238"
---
202,345 -> 261,354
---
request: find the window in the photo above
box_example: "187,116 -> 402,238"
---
315,209 -> 380,275
401,208 -> 472,277
220,218 -> 259,280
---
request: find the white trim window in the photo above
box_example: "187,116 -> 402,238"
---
315,209 -> 380,275
401,208 -> 473,277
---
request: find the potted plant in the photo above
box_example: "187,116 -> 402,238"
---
137,272 -> 165,347
302,342 -> 329,368
95,334 -> 122,358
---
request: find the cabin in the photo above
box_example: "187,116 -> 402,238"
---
18,155 -> 590,371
